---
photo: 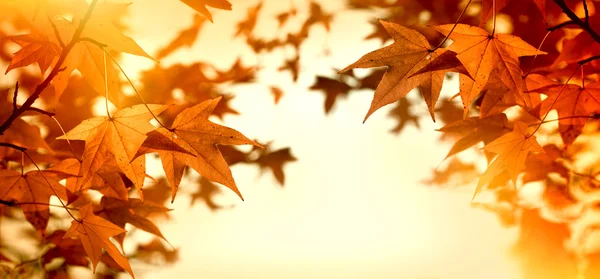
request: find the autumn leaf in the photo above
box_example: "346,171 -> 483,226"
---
5,32 -> 61,75
437,113 -> 509,160
310,76 -> 352,114
147,97 -> 261,202
533,82 -> 600,146
0,169 -> 68,234
156,15 -> 207,60
235,2 -> 262,37
63,204 -> 133,277
180,0 -> 232,22
340,20 -> 465,122
190,177 -> 227,210
97,197 -> 170,247
57,104 -> 169,200
388,98 -> 420,134
43,230 -> 88,267
475,121 -> 543,198
252,145 -> 297,186
135,238 -> 179,264
48,157 -> 130,201
434,24 -> 545,117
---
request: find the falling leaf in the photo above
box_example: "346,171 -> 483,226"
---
310,76 -> 352,114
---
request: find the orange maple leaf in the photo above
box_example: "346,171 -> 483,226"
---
142,97 -> 261,202
476,121 -> 543,198
156,14 -> 207,60
434,24 -> 545,117
340,20 -> 466,122
63,204 -> 133,277
5,32 -> 61,75
0,169 -> 68,234
533,82 -> 600,146
97,197 -> 170,247
180,0 -> 232,22
57,104 -> 169,200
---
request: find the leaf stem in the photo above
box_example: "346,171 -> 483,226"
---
23,152 -> 80,222
528,65 -> 580,136
102,50 -> 112,119
103,49 -> 171,130
524,31 -> 551,77
51,116 -> 81,162
433,0 -> 473,50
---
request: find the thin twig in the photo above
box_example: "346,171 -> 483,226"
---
12,82 -> 18,112
0,142 -> 27,152
47,13 -> 65,48
77,37 -> 107,48
0,199 -> 79,211
26,107 -> 55,117
547,20 -> 577,32
552,0 -> 600,43
583,0 -> 589,23
578,55 -> 600,65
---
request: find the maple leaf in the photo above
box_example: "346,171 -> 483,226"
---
421,157 -> 479,186
476,121 -> 543,198
340,20 -> 466,122
63,204 -> 133,277
97,197 -> 170,247
5,32 -> 61,75
134,238 -> 179,264
180,0 -> 232,22
156,15 -> 207,60
190,177 -> 226,210
82,1 -> 154,60
57,104 -> 169,200
388,98 -> 420,134
43,230 -> 88,267
310,76 -> 352,114
523,144 -> 568,183
434,24 -> 545,117
144,97 -> 260,202
437,113 -> 509,160
252,145 -> 297,186
533,82 -> 600,146
0,169 -> 68,234
235,2 -> 262,37
48,157 -> 130,201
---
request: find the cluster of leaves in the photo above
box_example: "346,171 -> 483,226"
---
0,0 -> 299,277
5,0 -> 600,278
339,0 -> 600,278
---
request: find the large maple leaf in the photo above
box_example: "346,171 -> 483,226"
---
63,204 -> 133,277
0,169 -> 68,234
340,20 -> 466,122
57,104 -> 169,200
476,121 -> 543,198
433,24 -> 545,117
139,97 -> 260,202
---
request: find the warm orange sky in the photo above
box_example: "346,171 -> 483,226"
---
118,1 -> 522,278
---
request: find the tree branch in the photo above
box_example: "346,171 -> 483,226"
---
0,143 -> 27,152
552,0 -> 600,44
0,0 -> 100,136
